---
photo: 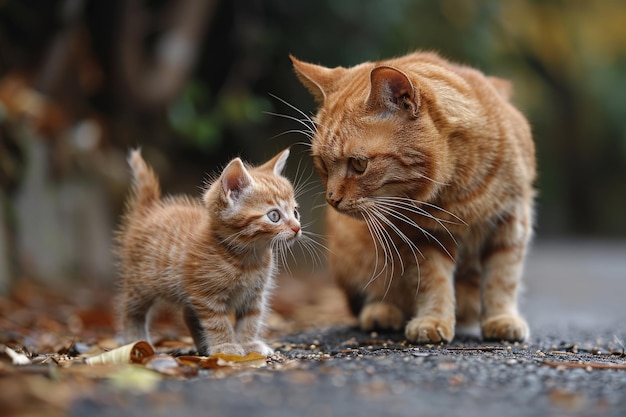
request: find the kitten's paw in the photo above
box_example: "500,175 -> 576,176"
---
243,341 -> 274,356
209,343 -> 245,356
405,316 -> 454,344
482,315 -> 529,342
359,302 -> 404,331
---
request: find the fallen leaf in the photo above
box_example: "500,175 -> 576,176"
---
214,352 -> 267,368
107,365 -> 163,392
3,345 -> 31,365
85,341 -> 155,365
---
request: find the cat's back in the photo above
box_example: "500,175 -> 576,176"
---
120,195 -> 207,250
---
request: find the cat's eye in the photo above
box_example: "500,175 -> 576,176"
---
294,208 -> 300,220
350,157 -> 368,174
267,209 -> 281,223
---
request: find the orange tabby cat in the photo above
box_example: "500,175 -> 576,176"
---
116,148 -> 301,356
291,51 -> 536,343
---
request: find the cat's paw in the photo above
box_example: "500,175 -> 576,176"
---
482,315 -> 529,342
359,302 -> 404,331
405,316 -> 454,344
242,341 -> 274,356
209,343 -> 245,356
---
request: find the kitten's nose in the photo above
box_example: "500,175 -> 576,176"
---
291,224 -> 301,235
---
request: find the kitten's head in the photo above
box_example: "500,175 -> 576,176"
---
291,55 -> 459,218
205,148 -> 301,249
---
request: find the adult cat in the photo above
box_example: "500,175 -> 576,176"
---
291,51 -> 536,343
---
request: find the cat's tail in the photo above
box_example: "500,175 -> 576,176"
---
127,149 -> 161,213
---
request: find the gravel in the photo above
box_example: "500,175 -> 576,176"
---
70,240 -> 626,417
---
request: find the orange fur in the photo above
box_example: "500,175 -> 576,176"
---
115,148 -> 301,355
292,51 -> 536,343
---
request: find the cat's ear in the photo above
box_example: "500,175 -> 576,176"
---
366,66 -> 419,118
260,148 -> 290,176
291,55 -> 345,103
220,158 -> 253,201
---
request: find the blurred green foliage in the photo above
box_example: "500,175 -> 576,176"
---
167,81 -> 271,152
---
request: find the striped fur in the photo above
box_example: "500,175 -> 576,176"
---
292,51 -> 536,343
115,148 -> 301,356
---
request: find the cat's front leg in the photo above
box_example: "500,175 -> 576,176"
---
183,303 -> 244,356
405,250 -> 456,344
480,210 -> 531,342
235,292 -> 274,356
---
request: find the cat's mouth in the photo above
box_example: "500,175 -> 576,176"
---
330,204 -> 363,219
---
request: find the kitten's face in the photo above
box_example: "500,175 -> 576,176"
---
214,149 -> 301,247
294,59 -> 446,218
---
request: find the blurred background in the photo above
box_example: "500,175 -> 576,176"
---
0,0 -> 625,294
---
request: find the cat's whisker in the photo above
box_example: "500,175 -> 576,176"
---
361,208 -> 397,290
268,129 -> 314,142
268,93 -> 318,131
264,111 -> 316,136
370,208 -> 406,277
360,211 -> 388,289
372,205 -> 423,264
373,200 -> 456,261
419,174 -> 450,186
366,209 -> 400,301
373,196 -> 461,246
311,201 -> 329,211
374,196 -> 463,226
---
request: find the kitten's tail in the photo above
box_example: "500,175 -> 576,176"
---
127,149 -> 161,212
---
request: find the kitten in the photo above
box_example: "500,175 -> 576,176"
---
291,51 -> 536,344
115,148 -> 301,356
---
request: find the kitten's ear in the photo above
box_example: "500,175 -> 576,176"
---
290,55 -> 345,103
366,66 -> 419,118
220,158 -> 253,201
260,148 -> 290,176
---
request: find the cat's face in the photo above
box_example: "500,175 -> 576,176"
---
211,149 -> 301,248
292,57 -> 449,219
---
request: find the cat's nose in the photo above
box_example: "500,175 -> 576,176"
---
327,191 -> 342,208
291,224 -> 301,235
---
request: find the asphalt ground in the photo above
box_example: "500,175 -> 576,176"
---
71,240 -> 626,417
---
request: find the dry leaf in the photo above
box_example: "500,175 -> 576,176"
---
176,352 -> 267,370
107,365 -> 163,392
85,341 -> 154,365
3,346 -> 31,365
213,352 -> 267,368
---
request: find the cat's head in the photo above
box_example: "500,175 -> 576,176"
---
205,148 -> 301,249
291,55 -> 458,218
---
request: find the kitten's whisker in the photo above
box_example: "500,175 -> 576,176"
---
298,235 -> 325,269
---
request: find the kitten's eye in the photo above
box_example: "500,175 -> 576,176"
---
267,209 -> 281,223
350,157 -> 368,174
294,208 -> 300,220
